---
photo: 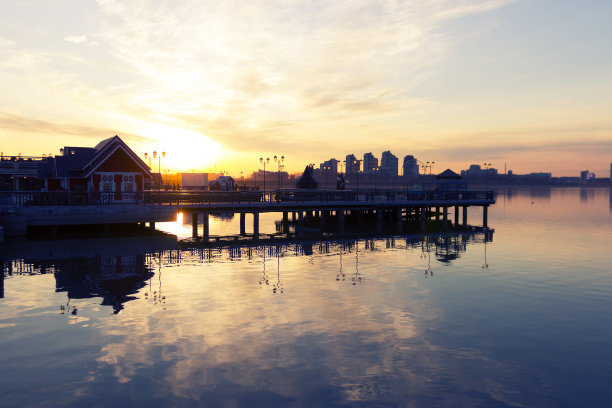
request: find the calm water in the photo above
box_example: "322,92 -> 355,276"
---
1,187 -> 612,407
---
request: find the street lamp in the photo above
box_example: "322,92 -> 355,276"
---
260,157 -> 270,192
274,155 -> 284,190
425,161 -> 435,175
483,163 -> 492,192
152,150 -> 166,174
145,151 -> 166,191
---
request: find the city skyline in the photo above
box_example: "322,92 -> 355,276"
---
1,1 -> 611,176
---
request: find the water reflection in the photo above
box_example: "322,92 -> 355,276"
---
2,232 -> 490,311
580,187 -> 595,202
2,235 -> 177,313
1,230 -> 501,407
4,187 -> 612,407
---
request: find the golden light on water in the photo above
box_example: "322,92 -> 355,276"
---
159,212 -> 188,238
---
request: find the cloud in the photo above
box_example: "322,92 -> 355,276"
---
0,111 -> 151,144
87,0 -> 517,149
64,35 -> 88,44
0,0 -> 521,168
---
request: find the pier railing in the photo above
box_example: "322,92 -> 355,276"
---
0,189 -> 494,207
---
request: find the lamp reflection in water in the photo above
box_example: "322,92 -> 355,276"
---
145,252 -> 166,305
352,241 -> 362,285
421,238 -> 433,277
273,247 -> 283,294
259,248 -> 269,286
482,232 -> 490,269
336,250 -> 345,281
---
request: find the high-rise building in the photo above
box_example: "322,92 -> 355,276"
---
319,158 -> 339,173
380,150 -> 398,176
346,154 -> 360,173
402,155 -> 419,177
363,152 -> 378,173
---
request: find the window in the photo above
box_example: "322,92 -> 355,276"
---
102,182 -> 114,192
122,182 -> 135,192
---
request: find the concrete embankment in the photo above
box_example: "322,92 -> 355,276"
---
0,205 -> 177,237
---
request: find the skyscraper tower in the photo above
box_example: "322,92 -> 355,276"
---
363,152 -> 378,173
380,150 -> 398,176
402,155 -> 419,177
345,154 -> 360,173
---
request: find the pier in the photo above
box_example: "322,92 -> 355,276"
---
0,189 -> 494,239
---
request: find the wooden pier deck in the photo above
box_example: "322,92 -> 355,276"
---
0,189 -> 495,238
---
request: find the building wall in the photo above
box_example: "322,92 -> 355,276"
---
363,152 -> 378,173
403,155 -> 419,177
346,154 -> 360,173
380,150 -> 398,176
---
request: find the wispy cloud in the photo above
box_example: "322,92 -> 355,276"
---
0,111 -> 150,143
64,35 -> 88,44
86,0 -> 518,149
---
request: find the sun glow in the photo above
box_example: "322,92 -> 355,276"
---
141,125 -> 223,172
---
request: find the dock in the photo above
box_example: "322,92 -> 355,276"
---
0,189 -> 494,239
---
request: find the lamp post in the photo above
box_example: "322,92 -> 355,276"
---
152,150 -> 166,174
151,151 -> 166,192
483,163 -> 492,193
144,152 -> 152,169
274,155 -> 284,190
425,161 -> 435,175
356,159 -> 361,194
260,157 -> 270,192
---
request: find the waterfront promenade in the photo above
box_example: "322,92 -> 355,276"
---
0,189 -> 495,239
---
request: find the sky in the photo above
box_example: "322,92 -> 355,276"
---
1,0 -> 611,177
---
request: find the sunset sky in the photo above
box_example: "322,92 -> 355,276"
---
1,0 -> 611,176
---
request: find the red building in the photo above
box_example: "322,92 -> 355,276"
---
38,135 -> 152,203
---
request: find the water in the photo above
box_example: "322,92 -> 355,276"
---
1,187 -> 612,407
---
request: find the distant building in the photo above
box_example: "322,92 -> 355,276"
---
580,170 -> 589,181
180,173 -> 208,190
345,154 -> 360,173
402,155 -> 419,177
319,158 -> 339,173
209,176 -> 235,191
610,162 -> 612,180
380,151 -> 398,177
363,152 -> 378,173
462,164 -> 498,178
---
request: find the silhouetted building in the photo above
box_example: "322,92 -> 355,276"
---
402,155 -> 419,177
435,169 -> 466,191
209,176 -> 235,191
380,151 -> 398,177
363,152 -> 378,173
462,164 -> 498,178
320,158 -> 339,174
346,154 -> 360,173
580,170 -> 589,181
580,170 -> 595,182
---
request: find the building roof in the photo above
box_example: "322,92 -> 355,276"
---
212,176 -> 235,183
436,169 -> 462,179
82,135 -> 152,178
38,135 -> 152,179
